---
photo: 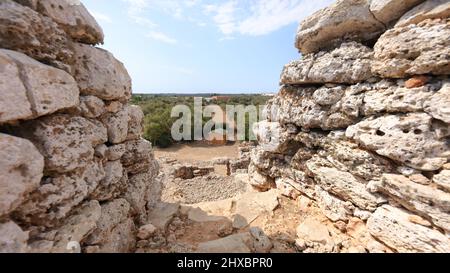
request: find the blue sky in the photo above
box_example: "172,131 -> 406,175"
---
82,0 -> 333,93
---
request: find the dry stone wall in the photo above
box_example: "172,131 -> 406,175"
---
250,0 -> 450,253
0,0 -> 159,253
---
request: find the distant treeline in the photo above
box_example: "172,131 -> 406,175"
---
131,94 -> 271,148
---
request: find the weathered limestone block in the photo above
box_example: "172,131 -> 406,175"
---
91,160 -> 127,201
121,139 -> 155,175
367,205 -> 450,252
248,163 -> 275,191
84,199 -> 130,245
14,114 -> 107,173
50,200 -> 101,253
72,43 -> 132,101
126,105 -> 144,140
268,85 -> 364,130
372,19 -> 450,78
0,49 -> 79,121
73,96 -> 105,119
0,134 -> 44,216
424,81 -> 450,123
346,113 -> 450,171
377,174 -> 450,231
0,221 -> 29,253
17,0 -> 104,44
253,121 -> 299,154
105,144 -> 126,161
306,161 -> 383,211
0,51 -> 33,123
124,170 -> 156,222
369,0 -> 424,25
434,170 -> 450,191
295,0 -> 385,54
396,0 -> 450,27
197,233 -> 253,253
94,218 -> 135,253
296,218 -> 332,245
0,0 -> 73,68
363,80 -> 442,115
281,42 -> 374,85
101,107 -> 129,144
315,186 -> 355,222
14,160 -> 105,227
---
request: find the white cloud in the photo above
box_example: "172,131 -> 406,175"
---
205,0 -> 333,36
147,31 -> 178,44
86,10 -> 112,24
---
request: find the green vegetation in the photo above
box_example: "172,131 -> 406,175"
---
131,94 -> 271,148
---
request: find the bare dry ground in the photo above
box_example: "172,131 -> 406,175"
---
154,142 -> 239,163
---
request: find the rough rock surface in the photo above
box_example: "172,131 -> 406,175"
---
248,0 -> 450,254
0,0 -> 158,253
295,0 -> 385,54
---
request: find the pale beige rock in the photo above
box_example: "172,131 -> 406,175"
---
248,163 -> 274,191
281,42 -> 373,85
22,0 -> 104,44
315,186 -> 354,222
372,19 -> 450,78
51,200 -> 101,253
96,218 -> 135,253
137,224 -> 157,240
369,0 -> 424,25
16,114 -> 107,173
0,51 -> 33,123
424,82 -> 450,123
0,0 -> 73,68
148,202 -> 180,230
253,121 -> 299,154
269,84 -> 369,130
85,198 -> 131,246
0,221 -> 29,253
124,170 -> 156,218
75,96 -> 105,118
15,160 -> 104,227
105,144 -> 126,161
363,82 -> 436,115
296,219 -> 331,245
1,49 -> 79,118
378,174 -> 450,231
307,164 -> 383,211
346,113 -> 450,171
101,107 -> 129,144
295,0 -> 385,54
396,0 -> 450,27
232,190 -> 279,229
126,105 -> 144,140
121,139 -> 155,175
91,160 -> 126,201
433,170 -> 450,191
197,233 -> 253,253
0,134 -> 44,217
367,205 -> 450,252
72,43 -> 132,100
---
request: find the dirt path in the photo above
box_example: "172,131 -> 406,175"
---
154,142 -> 239,163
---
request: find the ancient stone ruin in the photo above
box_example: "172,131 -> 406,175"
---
0,0 -> 449,254
0,0 -> 158,253
249,0 -> 450,253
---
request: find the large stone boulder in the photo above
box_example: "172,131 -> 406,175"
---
346,113 -> 450,171
295,0 -> 385,54
367,205 -> 450,252
0,134 -> 44,217
13,114 -> 107,173
281,42 -> 374,85
16,0 -> 104,44
369,0 -> 424,25
395,0 -> 450,27
72,43 -> 132,101
0,49 -> 79,124
0,0 -> 74,69
0,221 -> 29,253
372,18 -> 450,78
